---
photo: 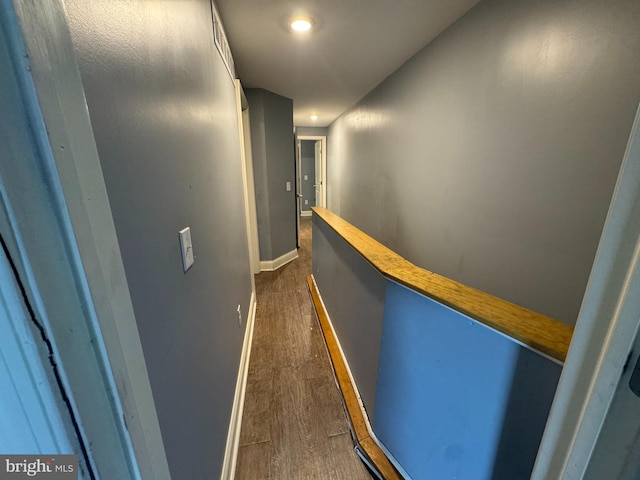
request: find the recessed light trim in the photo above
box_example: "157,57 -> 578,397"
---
291,17 -> 313,32
310,114 -> 319,121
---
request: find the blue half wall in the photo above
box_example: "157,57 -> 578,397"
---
374,281 -> 562,479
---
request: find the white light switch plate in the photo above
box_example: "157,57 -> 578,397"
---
179,227 -> 194,272
286,181 -> 291,191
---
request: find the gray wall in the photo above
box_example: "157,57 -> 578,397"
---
63,1 -> 253,478
300,140 -> 316,211
312,214 -> 386,416
327,0 -> 640,324
296,126 -> 328,137
246,88 -> 297,261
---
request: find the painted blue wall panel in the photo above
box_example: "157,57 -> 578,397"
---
375,281 -> 561,479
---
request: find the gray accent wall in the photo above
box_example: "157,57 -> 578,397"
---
63,1 -> 252,478
296,126 -> 328,137
246,88 -> 297,261
327,0 -> 640,325
312,214 -> 386,416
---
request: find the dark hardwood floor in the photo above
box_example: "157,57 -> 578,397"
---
235,217 -> 372,480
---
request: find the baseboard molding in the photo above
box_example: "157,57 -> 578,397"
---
306,275 -> 403,480
259,249 -> 298,272
220,290 -> 257,480
300,210 -> 312,217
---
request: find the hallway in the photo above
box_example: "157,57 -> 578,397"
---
235,217 -> 371,479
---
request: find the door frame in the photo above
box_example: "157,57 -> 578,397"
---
532,101 -> 640,479
297,135 -> 327,209
234,79 -> 260,275
295,139 -> 302,247
1,2 -> 169,478
0,240 -> 81,457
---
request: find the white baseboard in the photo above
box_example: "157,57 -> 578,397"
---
300,210 -> 312,217
259,249 -> 298,272
220,290 -> 257,480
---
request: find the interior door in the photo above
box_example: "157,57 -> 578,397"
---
583,326 -> 640,480
314,140 -> 322,207
295,139 -> 301,247
531,102 -> 640,480
0,240 -> 83,465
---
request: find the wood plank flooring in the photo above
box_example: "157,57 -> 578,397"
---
235,217 -> 372,480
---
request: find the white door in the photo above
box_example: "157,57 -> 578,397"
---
578,102 -> 640,480
314,140 -> 323,207
532,102 -> 640,480
298,135 -> 326,209
583,326 -> 640,479
2,3 -> 169,477
0,243 -> 85,473
296,139 -> 302,243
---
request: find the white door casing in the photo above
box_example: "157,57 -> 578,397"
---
314,140 -> 322,207
532,101 -> 640,479
1,2 -> 170,478
0,239 -> 81,463
235,79 -> 260,275
298,135 -> 327,209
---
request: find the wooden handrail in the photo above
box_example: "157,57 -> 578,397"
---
312,207 -> 573,362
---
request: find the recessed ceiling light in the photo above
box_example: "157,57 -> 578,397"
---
291,17 -> 313,32
310,114 -> 319,121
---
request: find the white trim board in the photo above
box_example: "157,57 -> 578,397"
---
300,210 -> 312,217
532,102 -> 640,479
220,291 -> 257,480
0,243 -> 79,455
234,79 -> 260,275
260,249 -> 298,272
297,135 -> 327,208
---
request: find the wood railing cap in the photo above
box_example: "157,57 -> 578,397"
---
311,207 -> 573,362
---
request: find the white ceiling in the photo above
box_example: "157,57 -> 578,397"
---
215,0 -> 482,127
